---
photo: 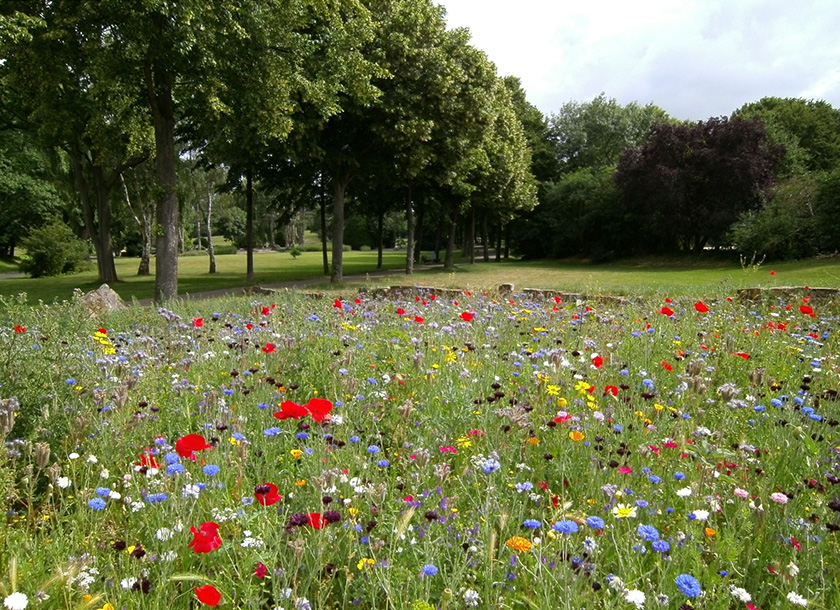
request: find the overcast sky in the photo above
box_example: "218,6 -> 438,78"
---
439,0 -> 840,121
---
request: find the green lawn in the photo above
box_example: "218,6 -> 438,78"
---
0,251 -> 408,304
2,251 -> 839,304
0,257 -> 20,274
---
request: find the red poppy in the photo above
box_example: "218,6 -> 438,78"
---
460,312 -> 474,322
770,270 -> 776,275
175,434 -> 212,460
262,342 -> 277,354
97,328 -> 107,334
334,299 -> 342,308
734,352 -> 750,359
355,298 -> 361,304
254,562 -> 268,579
554,296 -> 562,304
800,305 -> 816,317
246,323 -> 254,330
396,307 -> 405,315
694,301 -> 709,313
659,306 -> 674,316
188,522 -> 222,554
414,316 -> 424,323
261,306 -> 271,316
553,413 -> 572,424
137,452 -> 160,469
195,585 -> 221,606
273,400 -> 310,420
660,360 -> 673,371
254,482 -> 282,506
591,355 -> 603,368
193,317 -> 204,328
604,385 -> 619,397
305,398 -> 333,422
13,325 -> 25,333
308,512 -> 326,529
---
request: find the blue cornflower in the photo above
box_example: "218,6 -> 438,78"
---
166,463 -> 185,475
771,398 -> 783,407
257,402 -> 269,410
232,432 -> 245,441
65,378 -> 76,385
674,472 -> 686,480
145,492 -> 167,503
675,574 -> 702,597
421,564 -> 438,576
203,464 -> 220,476
482,458 -> 501,474
223,388 -> 234,395
88,498 -> 106,510
801,406 -> 814,415
635,499 -> 649,509
378,459 -> 390,468
652,539 -> 670,552
637,524 -> 660,541
585,516 -> 605,529
349,436 -> 360,443
523,519 -> 541,529
95,487 -> 111,497
553,520 -> 579,535
754,404 -> 765,412
264,427 -> 282,436
296,432 -> 310,440
164,452 -> 180,464
649,475 -> 661,484
367,445 -> 380,454
514,481 -> 534,492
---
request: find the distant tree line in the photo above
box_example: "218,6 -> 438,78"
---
3,3 -> 840,301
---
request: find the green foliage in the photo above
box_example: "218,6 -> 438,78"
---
729,175 -> 819,260
814,168 -> 840,253
289,246 -> 302,259
19,222 -> 89,278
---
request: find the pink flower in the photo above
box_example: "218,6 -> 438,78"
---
769,492 -> 788,504
734,488 -> 750,498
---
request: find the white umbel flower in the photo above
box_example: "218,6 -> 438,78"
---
623,588 -> 646,609
3,592 -> 29,610
787,591 -> 808,606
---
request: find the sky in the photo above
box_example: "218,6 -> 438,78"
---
439,0 -> 840,121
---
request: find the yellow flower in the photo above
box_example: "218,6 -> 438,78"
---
290,449 -> 303,459
704,527 -> 716,537
568,430 -> 585,442
357,558 -> 375,570
546,385 -> 561,396
527,437 -> 540,446
456,436 -> 473,449
556,397 -> 568,408
574,381 -> 592,394
295,479 -> 306,487
505,536 -> 532,553
349,507 -> 359,517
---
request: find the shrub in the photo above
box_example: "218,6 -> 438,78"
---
289,247 -> 302,259
19,221 -> 89,277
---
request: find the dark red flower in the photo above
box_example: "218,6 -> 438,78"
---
273,400 -> 310,420
175,434 -> 212,460
254,483 -> 282,506
195,585 -> 221,606
188,522 -> 221,554
305,398 -> 333,422
254,562 -> 268,579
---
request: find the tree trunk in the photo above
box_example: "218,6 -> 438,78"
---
444,204 -> 456,269
468,205 -> 476,264
434,216 -> 442,263
267,213 -> 275,249
482,212 -> 489,262
405,185 -> 414,274
70,150 -> 118,284
376,208 -> 384,269
495,222 -> 502,262
320,174 -> 329,275
503,223 -> 510,260
195,215 -> 202,250
330,169 -> 350,283
205,185 -> 216,274
414,196 -> 424,264
146,58 -> 179,303
246,168 -> 255,285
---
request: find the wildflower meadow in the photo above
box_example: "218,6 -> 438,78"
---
1,285 -> 839,610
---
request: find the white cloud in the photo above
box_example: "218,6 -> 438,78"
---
439,0 -> 840,119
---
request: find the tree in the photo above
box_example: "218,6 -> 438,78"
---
615,117 -> 785,253
1,3 -> 152,283
503,77 -> 560,186
735,97 -> 840,175
549,94 -> 670,174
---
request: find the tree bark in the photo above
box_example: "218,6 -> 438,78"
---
320,174 -> 329,275
205,185 -> 216,274
146,57 -> 179,303
70,148 -> 118,283
330,169 -> 351,283
413,195 -> 424,264
245,168 -> 255,285
405,185 -> 414,274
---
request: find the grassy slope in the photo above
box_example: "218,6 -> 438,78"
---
1,251 -> 839,304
